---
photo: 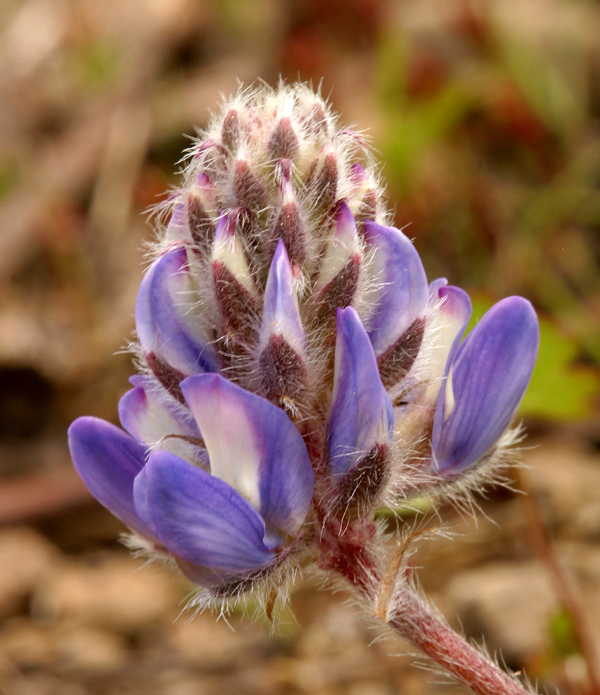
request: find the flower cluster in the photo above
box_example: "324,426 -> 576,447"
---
68,84 -> 539,606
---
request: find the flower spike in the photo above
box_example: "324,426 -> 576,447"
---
69,86 -> 542,690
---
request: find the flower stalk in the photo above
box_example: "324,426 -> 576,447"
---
386,587 -> 530,695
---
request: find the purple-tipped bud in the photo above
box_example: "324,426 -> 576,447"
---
306,146 -> 338,212
347,164 -> 378,226
187,172 -> 216,254
328,307 -> 394,478
234,159 -> 266,212
257,241 -> 307,410
221,109 -> 240,151
312,202 -> 360,323
270,172 -> 307,270
303,102 -> 329,139
271,202 -> 306,271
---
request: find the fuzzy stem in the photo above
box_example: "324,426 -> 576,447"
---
383,585 -> 531,695
324,534 -> 533,695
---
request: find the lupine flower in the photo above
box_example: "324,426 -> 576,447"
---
68,84 -> 539,607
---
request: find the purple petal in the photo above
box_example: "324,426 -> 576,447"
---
428,277 -> 448,298
259,240 -> 306,358
328,307 -> 394,477
181,374 -> 314,536
119,385 -> 199,444
164,202 -> 189,243
432,297 -> 539,473
362,220 -> 429,357
174,557 -> 245,588
131,466 -> 157,536
68,417 -> 154,539
135,247 -> 218,375
140,450 -> 276,573
119,385 -> 208,469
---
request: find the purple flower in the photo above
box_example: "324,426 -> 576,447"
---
431,296 -> 539,475
69,374 -> 314,588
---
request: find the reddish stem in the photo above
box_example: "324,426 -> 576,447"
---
385,586 -> 531,695
324,535 -> 532,695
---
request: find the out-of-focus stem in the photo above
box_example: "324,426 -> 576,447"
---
517,468 -> 600,695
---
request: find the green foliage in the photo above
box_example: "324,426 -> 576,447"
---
74,39 -> 120,90
0,158 -> 18,200
547,609 -> 579,659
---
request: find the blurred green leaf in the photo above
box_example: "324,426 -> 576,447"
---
0,158 -> 18,200
75,40 -> 120,90
380,82 -> 474,185
468,295 -> 599,421
547,609 -> 579,659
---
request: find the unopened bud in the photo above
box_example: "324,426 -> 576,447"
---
268,117 -> 299,160
212,214 -> 260,341
305,146 -> 338,213
187,173 -> 216,255
312,202 -> 360,323
234,159 -> 267,212
221,109 -> 240,151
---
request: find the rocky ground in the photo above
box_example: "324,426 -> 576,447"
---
1,427 -> 600,695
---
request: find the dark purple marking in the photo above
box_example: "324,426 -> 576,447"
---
377,317 -> 425,389
268,117 -> 299,160
187,195 -> 215,254
258,335 -> 307,407
213,261 -> 259,341
332,444 -> 389,518
271,202 -> 306,268
306,152 -> 338,213
221,109 -> 239,151
235,160 -> 266,212
313,254 -> 360,324
145,352 -> 186,405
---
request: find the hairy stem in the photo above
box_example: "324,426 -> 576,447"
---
326,538 -> 532,695
383,585 -> 531,695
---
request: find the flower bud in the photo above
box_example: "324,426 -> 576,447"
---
212,214 -> 259,343
257,241 -> 308,412
311,202 -> 360,325
305,145 -> 338,213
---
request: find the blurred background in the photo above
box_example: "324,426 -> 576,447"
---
1,0 -> 600,693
